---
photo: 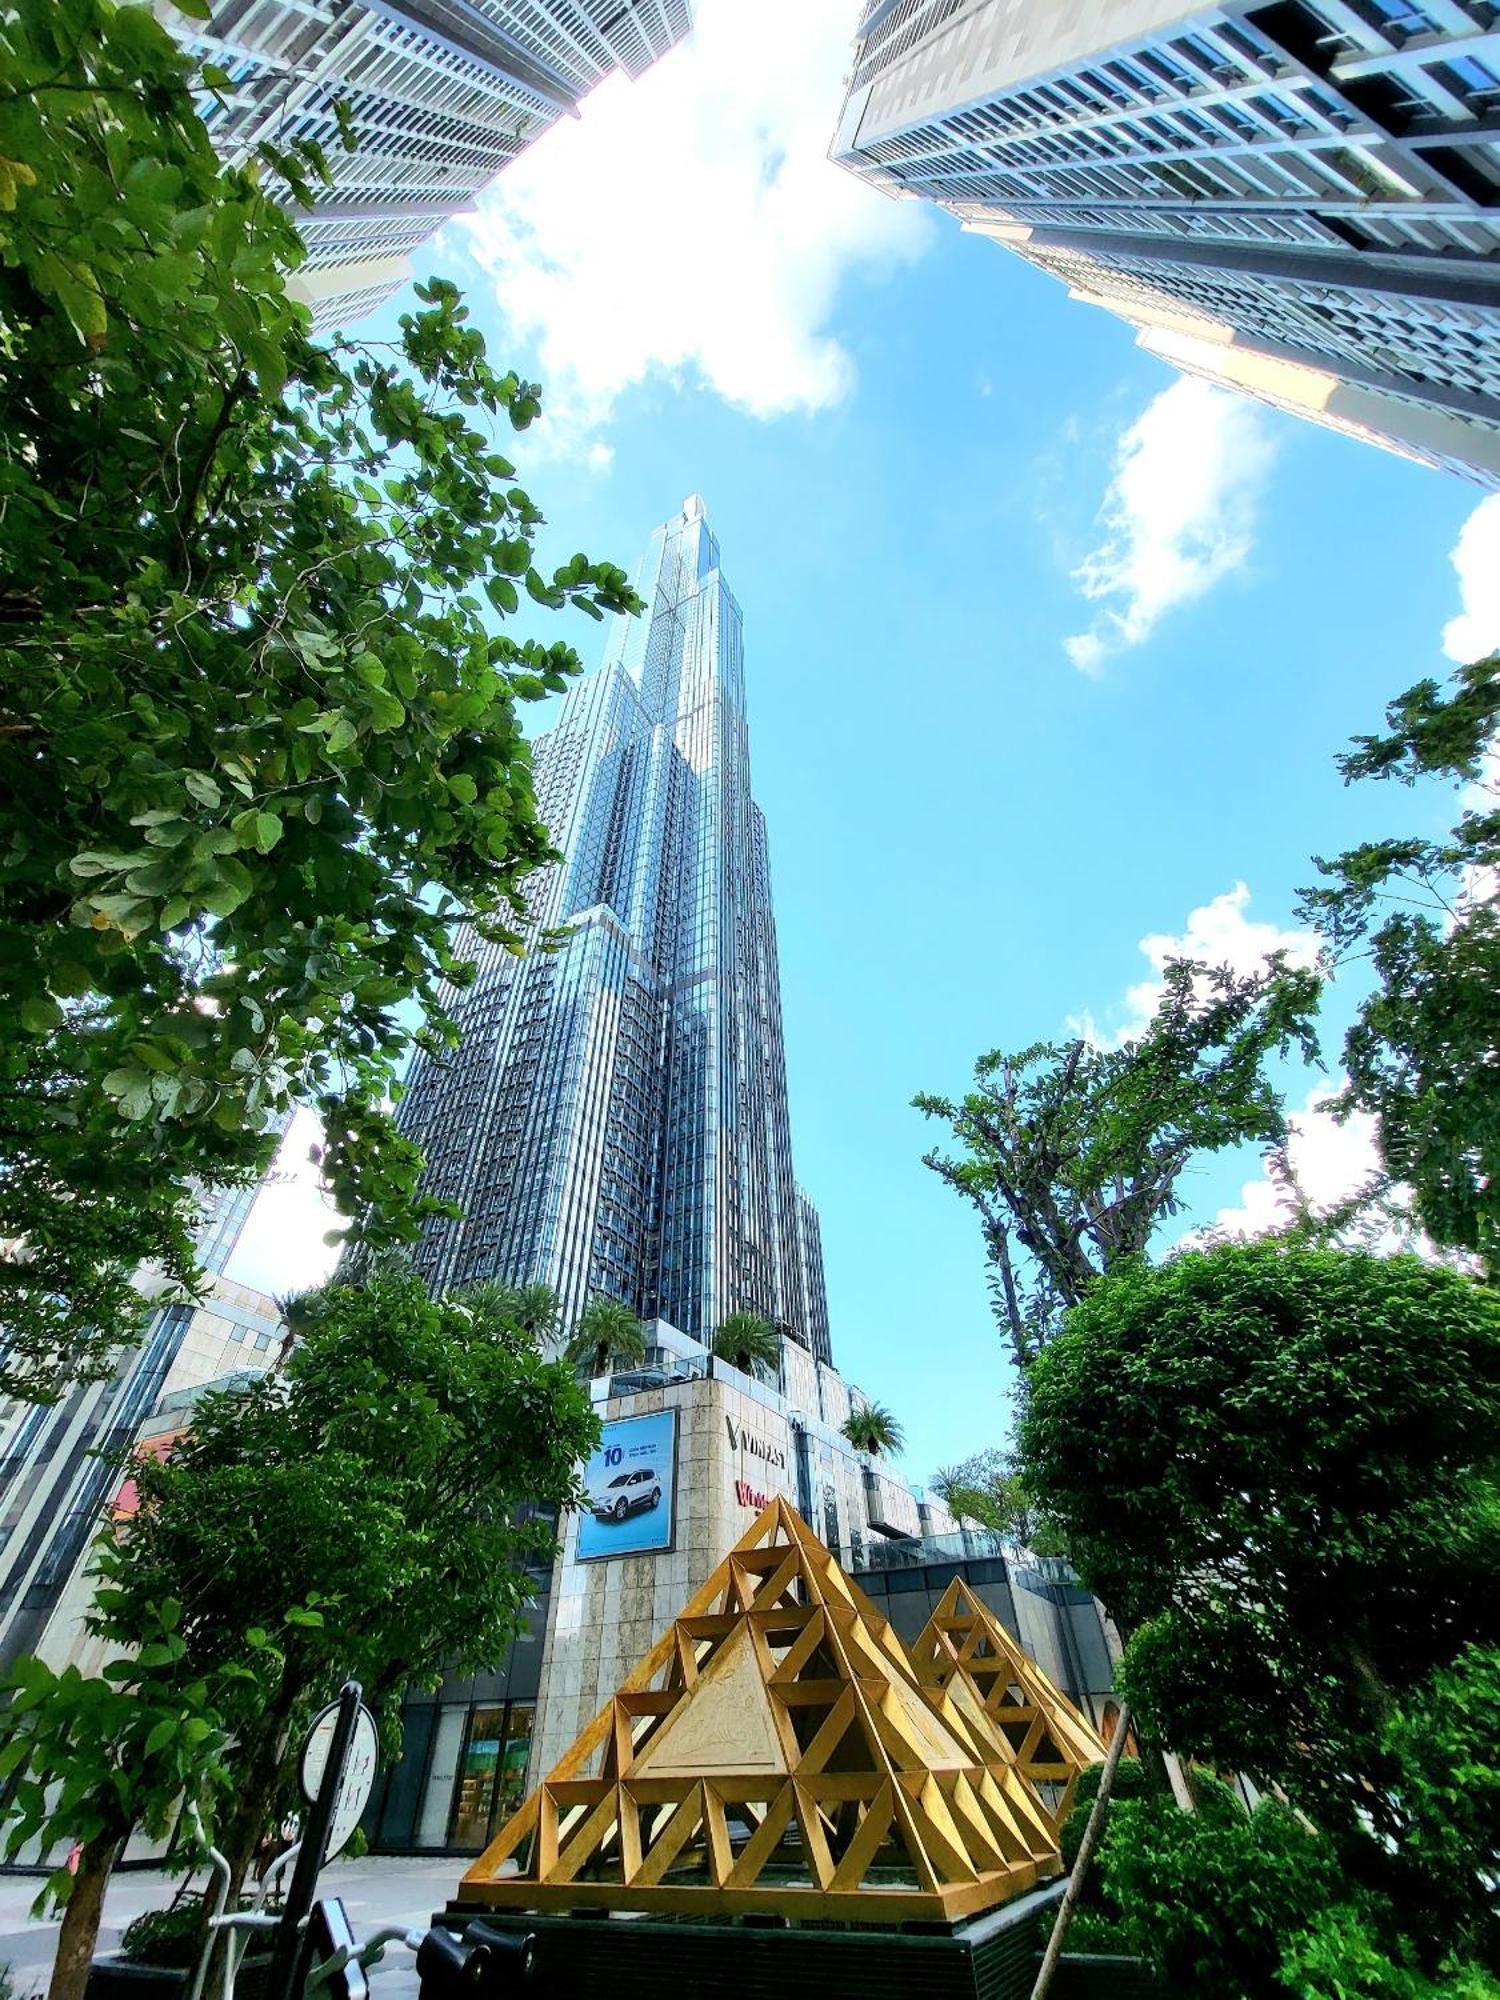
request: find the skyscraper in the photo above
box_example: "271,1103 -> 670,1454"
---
164,0 -> 691,326
0,1179 -> 277,1669
831,1 -> 1500,485
400,498 -> 834,1368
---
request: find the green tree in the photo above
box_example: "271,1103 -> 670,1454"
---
1298,653 -> 1500,1269
0,0 -> 639,1399
0,1601 -> 234,2000
710,1312 -> 780,1379
929,1447 -> 1064,1551
1021,1240 -> 1500,1959
842,1402 -> 904,1457
916,960 -> 1320,1371
91,1261 -> 597,1904
565,1295 -> 646,1379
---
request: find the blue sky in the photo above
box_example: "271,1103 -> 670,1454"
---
229,0 -> 1500,1486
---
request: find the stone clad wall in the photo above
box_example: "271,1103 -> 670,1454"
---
528,1367 -> 917,1780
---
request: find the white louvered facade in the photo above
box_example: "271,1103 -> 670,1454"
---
832,0 -> 1500,485
161,0 -> 691,326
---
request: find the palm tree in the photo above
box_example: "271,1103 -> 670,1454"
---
565,1295 -> 646,1379
450,1279 -> 562,1347
510,1282 -> 561,1343
842,1402 -> 904,1458
453,1278 -> 522,1324
710,1312 -> 781,1380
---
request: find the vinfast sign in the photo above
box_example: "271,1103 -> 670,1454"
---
577,1408 -> 678,1562
725,1414 -> 788,1513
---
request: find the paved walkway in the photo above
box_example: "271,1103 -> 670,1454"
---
0,1856 -> 462,2000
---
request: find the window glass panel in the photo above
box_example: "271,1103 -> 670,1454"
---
450,1706 -> 507,1848
496,1704 -> 535,1827
416,1707 -> 465,1848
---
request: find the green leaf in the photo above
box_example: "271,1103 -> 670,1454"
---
243,334 -> 287,400
184,772 -> 222,809
200,62 -> 232,91
365,687 -> 405,733
447,774 -> 478,806
20,996 -> 63,1034
69,851 -> 135,878
327,717 -> 359,755
254,812 -> 282,854
143,1719 -> 176,1756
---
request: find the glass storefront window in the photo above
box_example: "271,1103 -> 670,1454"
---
451,1707 -> 506,1849
446,1701 -> 537,1850
416,1708 -> 466,1849
495,1704 -> 533,1827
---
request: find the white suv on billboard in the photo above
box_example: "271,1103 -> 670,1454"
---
589,1466 -> 663,1523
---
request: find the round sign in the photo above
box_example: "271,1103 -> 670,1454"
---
299,1699 -> 380,1861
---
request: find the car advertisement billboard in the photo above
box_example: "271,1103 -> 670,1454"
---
576,1408 -> 678,1563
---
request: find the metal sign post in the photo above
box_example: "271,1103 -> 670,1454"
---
264,1682 -> 367,2000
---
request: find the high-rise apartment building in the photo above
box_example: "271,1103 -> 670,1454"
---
399,498 -> 834,1369
832,1 -> 1500,484
162,0 -> 691,326
0,1184 -> 278,1670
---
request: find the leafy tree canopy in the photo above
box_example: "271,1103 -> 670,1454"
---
0,1600 -> 234,2000
929,1446 -> 1065,1553
0,0 -> 639,1398
1021,1240 -> 1500,1946
916,959 -> 1320,1370
1299,653 -> 1500,1269
91,1261 -> 598,1892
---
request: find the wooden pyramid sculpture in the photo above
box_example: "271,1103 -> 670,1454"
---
910,1577 -> 1106,1826
461,1498 -> 1063,1924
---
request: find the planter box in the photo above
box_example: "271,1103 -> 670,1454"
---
432,1883 -> 1069,2000
87,1954 -> 272,2000
1046,1953 -> 1166,1998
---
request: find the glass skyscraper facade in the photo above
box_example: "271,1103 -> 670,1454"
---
832,0 -> 1500,484
400,497 -> 833,1368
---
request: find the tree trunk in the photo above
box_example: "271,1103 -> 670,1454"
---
200,1685 -> 298,2000
49,1832 -> 123,2000
1030,1700 -> 1133,2000
1163,1750 -> 1196,1813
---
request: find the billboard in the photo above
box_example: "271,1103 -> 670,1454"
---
576,1408 -> 678,1563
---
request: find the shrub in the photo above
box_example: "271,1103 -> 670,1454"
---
119,1908 -> 204,1971
1060,1758 -> 1148,1874
1101,1796 -> 1338,1999
1277,1903 -> 1500,1999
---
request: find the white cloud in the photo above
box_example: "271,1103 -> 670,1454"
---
1199,1085 -> 1463,1263
1207,1087 -> 1384,1243
1442,492 -> 1500,664
1064,378 -> 1277,672
459,0 -> 931,455
224,1108 -> 343,1301
1070,881 -> 1317,1048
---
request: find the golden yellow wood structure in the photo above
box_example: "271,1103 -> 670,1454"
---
910,1577 -> 1106,1826
461,1499 -> 1065,1924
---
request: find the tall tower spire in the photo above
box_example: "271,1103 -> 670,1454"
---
400,500 -> 832,1366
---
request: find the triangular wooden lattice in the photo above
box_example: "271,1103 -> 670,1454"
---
909,1577 -> 1106,1825
461,1499 -> 1063,1923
